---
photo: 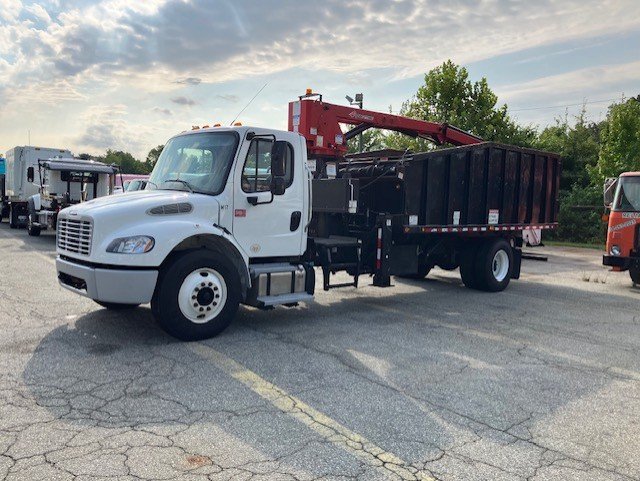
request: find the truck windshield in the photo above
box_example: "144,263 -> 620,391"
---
613,176 -> 640,212
148,132 -> 239,195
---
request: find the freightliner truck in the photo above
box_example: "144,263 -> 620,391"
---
56,92 -> 561,340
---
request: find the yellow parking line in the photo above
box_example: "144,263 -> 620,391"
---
190,343 -> 435,481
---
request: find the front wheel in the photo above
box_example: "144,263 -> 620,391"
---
27,210 -> 41,236
630,267 -> 640,285
151,250 -> 241,341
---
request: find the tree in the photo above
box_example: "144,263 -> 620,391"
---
347,130 -> 386,154
590,98 -> 640,185
536,109 -> 603,190
386,60 -> 536,151
100,150 -> 151,174
146,145 -> 164,170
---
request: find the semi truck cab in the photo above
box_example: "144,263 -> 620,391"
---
604,173 -> 640,283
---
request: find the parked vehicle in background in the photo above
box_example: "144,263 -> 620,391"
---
114,174 -> 150,194
125,178 -> 149,192
0,156 -> 8,220
4,146 -> 72,228
26,157 -> 118,236
603,173 -> 640,283
55,92 -> 561,341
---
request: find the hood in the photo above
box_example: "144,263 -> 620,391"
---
59,190 -> 220,224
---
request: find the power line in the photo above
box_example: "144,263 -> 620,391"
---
510,97 -> 622,112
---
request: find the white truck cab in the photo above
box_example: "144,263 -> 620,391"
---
56,126 -> 314,340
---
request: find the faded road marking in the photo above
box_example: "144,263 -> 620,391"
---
190,342 -> 435,481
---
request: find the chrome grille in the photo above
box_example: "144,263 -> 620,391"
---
57,218 -> 93,255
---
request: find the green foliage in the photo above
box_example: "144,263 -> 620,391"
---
386,60 -> 536,152
146,145 -> 164,171
535,110 -> 602,190
347,129 -> 386,154
547,185 -> 605,245
590,98 -> 640,185
98,149 -> 151,174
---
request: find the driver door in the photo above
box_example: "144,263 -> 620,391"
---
232,135 -> 303,258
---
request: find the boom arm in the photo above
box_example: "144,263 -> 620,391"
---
288,92 -> 483,158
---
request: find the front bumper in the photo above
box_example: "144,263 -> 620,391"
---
603,255 -> 640,271
56,256 -> 158,304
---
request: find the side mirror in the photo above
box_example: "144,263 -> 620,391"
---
270,141 -> 287,178
27,166 -> 35,183
603,177 -> 618,208
271,177 -> 286,196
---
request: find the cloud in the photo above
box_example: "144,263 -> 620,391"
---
216,94 -> 240,103
175,77 -> 201,85
498,60 -> 640,102
152,107 -> 172,115
24,4 -> 52,24
0,0 -> 22,21
76,104 -> 147,154
171,96 -> 196,106
3,0 -> 640,91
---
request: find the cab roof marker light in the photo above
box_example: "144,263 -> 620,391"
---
234,122 -> 242,126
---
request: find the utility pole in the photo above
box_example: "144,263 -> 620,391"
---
346,93 -> 364,153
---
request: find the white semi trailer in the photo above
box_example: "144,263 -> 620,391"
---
4,146 -> 72,228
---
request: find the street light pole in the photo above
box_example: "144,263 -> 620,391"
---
346,93 -> 364,153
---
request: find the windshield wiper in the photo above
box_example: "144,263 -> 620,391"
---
161,178 -> 196,193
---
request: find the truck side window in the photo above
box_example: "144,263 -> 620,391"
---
242,139 -> 294,193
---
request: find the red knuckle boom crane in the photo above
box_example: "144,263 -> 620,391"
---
288,91 -> 483,159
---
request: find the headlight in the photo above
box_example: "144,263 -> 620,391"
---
610,245 -> 621,256
107,236 -> 155,254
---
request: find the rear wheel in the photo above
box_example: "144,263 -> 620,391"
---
459,243 -> 480,289
95,301 -> 140,310
27,201 -> 41,236
9,205 -> 17,229
630,267 -> 640,285
151,250 -> 241,341
474,238 -> 513,292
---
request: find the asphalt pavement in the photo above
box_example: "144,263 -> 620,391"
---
0,222 -> 639,481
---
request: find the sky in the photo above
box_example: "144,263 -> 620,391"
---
1,0 -> 639,159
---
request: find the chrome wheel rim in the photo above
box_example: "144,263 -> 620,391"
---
178,268 -> 227,324
492,250 -> 509,282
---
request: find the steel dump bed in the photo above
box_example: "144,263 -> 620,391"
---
314,142 -> 561,235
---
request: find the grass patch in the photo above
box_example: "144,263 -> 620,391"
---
545,240 -> 604,250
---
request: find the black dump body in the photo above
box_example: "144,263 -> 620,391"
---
309,142 -> 561,289
312,142 -> 561,231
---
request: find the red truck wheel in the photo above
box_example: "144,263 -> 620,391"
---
630,267 -> 640,285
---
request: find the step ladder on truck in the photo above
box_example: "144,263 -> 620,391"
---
55,90 -> 562,340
